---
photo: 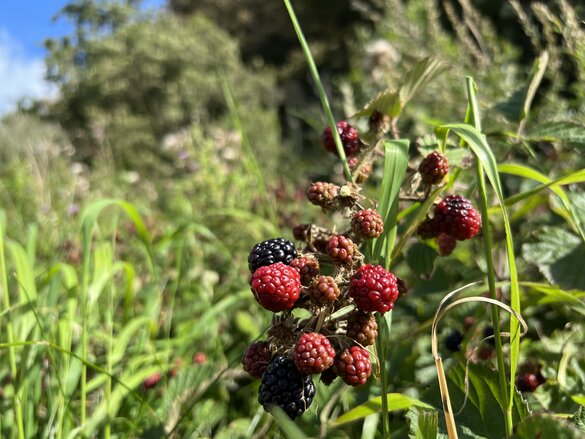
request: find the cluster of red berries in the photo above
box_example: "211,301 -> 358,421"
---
241,121 -> 408,419
416,151 -> 481,255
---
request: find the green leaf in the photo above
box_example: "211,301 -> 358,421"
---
424,362 -> 528,438
270,406 -> 309,439
372,139 -> 409,268
498,164 -> 585,245
353,56 -> 446,119
522,227 -> 585,290
527,121 -> 585,146
520,282 -> 585,315
514,415 -> 584,439
407,242 -> 437,277
570,406 -> 585,431
407,407 -> 439,439
333,393 -> 434,426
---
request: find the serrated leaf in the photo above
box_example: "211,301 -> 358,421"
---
570,406 -> 585,431
514,415 -> 583,439
333,393 -> 434,426
527,121 -> 585,146
407,407 -> 438,439
353,57 -> 446,119
424,362 -> 529,438
522,227 -> 585,290
353,88 -> 401,119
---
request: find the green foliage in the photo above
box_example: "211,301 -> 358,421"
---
44,5 -> 281,176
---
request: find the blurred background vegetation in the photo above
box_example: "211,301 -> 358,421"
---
0,0 -> 584,437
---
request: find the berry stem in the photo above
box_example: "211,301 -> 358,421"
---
283,0 -> 353,182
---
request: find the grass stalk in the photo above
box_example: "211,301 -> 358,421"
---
0,222 -> 25,439
465,78 -> 512,436
283,0 -> 353,182
376,313 -> 392,438
80,227 -> 92,427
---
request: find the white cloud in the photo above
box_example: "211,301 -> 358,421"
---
0,29 -> 56,115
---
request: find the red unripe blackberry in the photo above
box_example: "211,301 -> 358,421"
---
322,121 -> 360,157
334,346 -> 372,386
309,275 -> 340,305
419,151 -> 449,185
349,264 -> 399,313
327,235 -> 359,266
289,255 -> 320,286
307,182 -> 339,208
250,262 -> 301,312
248,238 -> 297,273
417,217 -> 440,240
352,209 -> 384,239
143,372 -> 161,389
438,233 -> 457,256
293,332 -> 336,374
433,195 -> 482,241
242,341 -> 272,379
346,311 -> 378,346
193,352 -> 207,364
515,373 -> 542,393
258,356 -> 316,419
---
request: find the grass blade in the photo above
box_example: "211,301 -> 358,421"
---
372,139 -> 410,268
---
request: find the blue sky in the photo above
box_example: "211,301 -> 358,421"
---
0,1 -> 164,115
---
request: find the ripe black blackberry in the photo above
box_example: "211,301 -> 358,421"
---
248,238 -> 297,273
445,330 -> 463,352
258,356 -> 316,419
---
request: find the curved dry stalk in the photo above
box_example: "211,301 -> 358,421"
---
430,282 -> 528,439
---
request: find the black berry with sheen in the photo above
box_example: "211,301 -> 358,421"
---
258,356 -> 316,419
248,238 -> 297,273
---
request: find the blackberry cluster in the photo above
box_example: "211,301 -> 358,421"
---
416,194 -> 481,256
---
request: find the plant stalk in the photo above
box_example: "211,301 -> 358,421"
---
283,0 -> 353,182
465,77 -> 512,436
0,222 -> 25,439
377,312 -> 392,438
